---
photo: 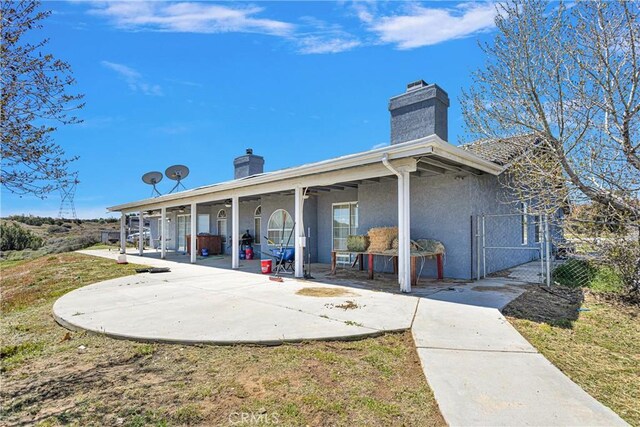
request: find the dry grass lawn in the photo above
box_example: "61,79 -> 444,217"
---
1,252 -> 444,426
504,286 -> 639,426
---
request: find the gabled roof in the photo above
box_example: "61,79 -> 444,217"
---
461,134 -> 537,166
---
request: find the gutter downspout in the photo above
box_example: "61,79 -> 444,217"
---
382,154 -> 411,293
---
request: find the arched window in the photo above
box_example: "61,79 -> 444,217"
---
254,206 -> 262,244
217,209 -> 227,243
267,209 -> 293,246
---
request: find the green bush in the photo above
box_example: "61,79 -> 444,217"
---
0,223 -> 43,251
552,258 -> 624,293
552,259 -> 597,288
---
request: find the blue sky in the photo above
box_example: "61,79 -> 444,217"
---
3,1 -> 499,218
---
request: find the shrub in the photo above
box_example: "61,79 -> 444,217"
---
43,235 -> 99,253
552,259 -> 596,288
47,225 -> 69,234
0,223 -> 43,251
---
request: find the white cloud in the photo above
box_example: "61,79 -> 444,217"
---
297,36 -> 361,54
368,3 -> 497,49
90,2 -> 294,36
101,61 -> 163,96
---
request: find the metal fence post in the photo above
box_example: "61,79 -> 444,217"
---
481,214 -> 486,279
545,214 -> 551,286
476,215 -> 481,281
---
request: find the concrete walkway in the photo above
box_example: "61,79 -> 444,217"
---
413,282 -> 628,426
54,250 -> 417,344
56,250 -> 627,425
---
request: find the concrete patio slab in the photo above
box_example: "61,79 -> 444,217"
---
54,250 -> 418,344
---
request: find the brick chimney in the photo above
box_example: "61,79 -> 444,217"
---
233,148 -> 264,179
388,80 -> 450,144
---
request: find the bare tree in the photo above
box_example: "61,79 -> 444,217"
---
462,0 -> 639,219
1,0 -> 84,197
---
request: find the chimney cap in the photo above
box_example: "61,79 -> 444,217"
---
246,148 -> 253,155
407,80 -> 428,92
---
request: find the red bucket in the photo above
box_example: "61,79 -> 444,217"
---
261,259 -> 272,274
245,247 -> 254,260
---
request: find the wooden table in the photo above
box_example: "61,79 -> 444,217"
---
186,235 -> 222,255
331,251 -> 443,286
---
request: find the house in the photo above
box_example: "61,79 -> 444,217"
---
108,80 -> 545,292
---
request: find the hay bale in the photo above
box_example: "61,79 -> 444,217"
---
415,239 -> 445,255
347,235 -> 369,252
391,238 -> 420,251
367,227 -> 397,252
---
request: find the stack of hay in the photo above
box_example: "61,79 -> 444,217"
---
414,239 -> 445,257
367,227 -> 398,253
346,235 -> 369,252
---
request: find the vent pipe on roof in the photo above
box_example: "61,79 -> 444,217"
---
389,80 -> 450,144
233,148 -> 264,179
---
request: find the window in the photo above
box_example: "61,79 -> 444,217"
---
197,214 -> 210,234
254,205 -> 262,244
333,202 -> 358,265
521,202 -> 528,245
267,209 -> 293,246
217,209 -> 227,243
534,215 -> 541,243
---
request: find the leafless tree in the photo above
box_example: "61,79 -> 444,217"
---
462,0 -> 639,220
1,0 -> 84,197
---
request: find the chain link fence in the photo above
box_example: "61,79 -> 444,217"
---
477,211 -> 639,290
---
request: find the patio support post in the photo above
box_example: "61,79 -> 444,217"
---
120,212 -> 126,254
160,207 -> 166,259
232,196 -> 239,269
138,211 -> 144,256
294,186 -> 305,278
190,203 -> 197,264
382,154 -> 413,293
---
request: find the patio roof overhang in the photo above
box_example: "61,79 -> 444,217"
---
108,135 -> 503,214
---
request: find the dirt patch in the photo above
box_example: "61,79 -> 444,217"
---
503,285 -> 583,325
296,287 -> 359,298
324,300 -> 363,311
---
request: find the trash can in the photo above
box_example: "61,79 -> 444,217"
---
261,259 -> 272,274
245,247 -> 254,260
201,248 -> 209,257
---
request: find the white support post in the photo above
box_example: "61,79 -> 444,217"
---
476,215 -> 481,281
231,196 -> 239,269
190,203 -> 197,264
482,215 -> 486,278
160,207 -> 166,259
399,170 -> 411,292
294,187 -> 305,278
138,211 -> 144,256
120,212 -> 126,254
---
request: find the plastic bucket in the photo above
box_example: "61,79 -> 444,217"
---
201,248 -> 209,257
245,247 -> 254,260
261,259 -> 272,274
239,250 -> 246,260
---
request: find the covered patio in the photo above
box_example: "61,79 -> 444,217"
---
110,136 -> 502,293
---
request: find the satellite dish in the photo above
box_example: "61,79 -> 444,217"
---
165,164 -> 189,193
142,171 -> 163,197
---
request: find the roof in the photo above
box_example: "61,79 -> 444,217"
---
108,135 -> 505,213
461,134 -> 537,166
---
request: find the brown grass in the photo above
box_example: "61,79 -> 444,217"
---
1,253 -> 445,426
296,287 -> 359,298
505,286 -> 639,425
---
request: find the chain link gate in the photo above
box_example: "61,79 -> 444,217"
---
476,213 -> 552,285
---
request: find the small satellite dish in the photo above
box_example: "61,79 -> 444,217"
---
165,164 -> 190,193
142,171 -> 163,197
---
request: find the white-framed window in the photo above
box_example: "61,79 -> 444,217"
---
197,214 -> 210,234
217,209 -> 227,243
521,202 -> 528,245
534,215 -> 541,243
332,202 -> 358,265
267,209 -> 293,246
254,205 -> 262,245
